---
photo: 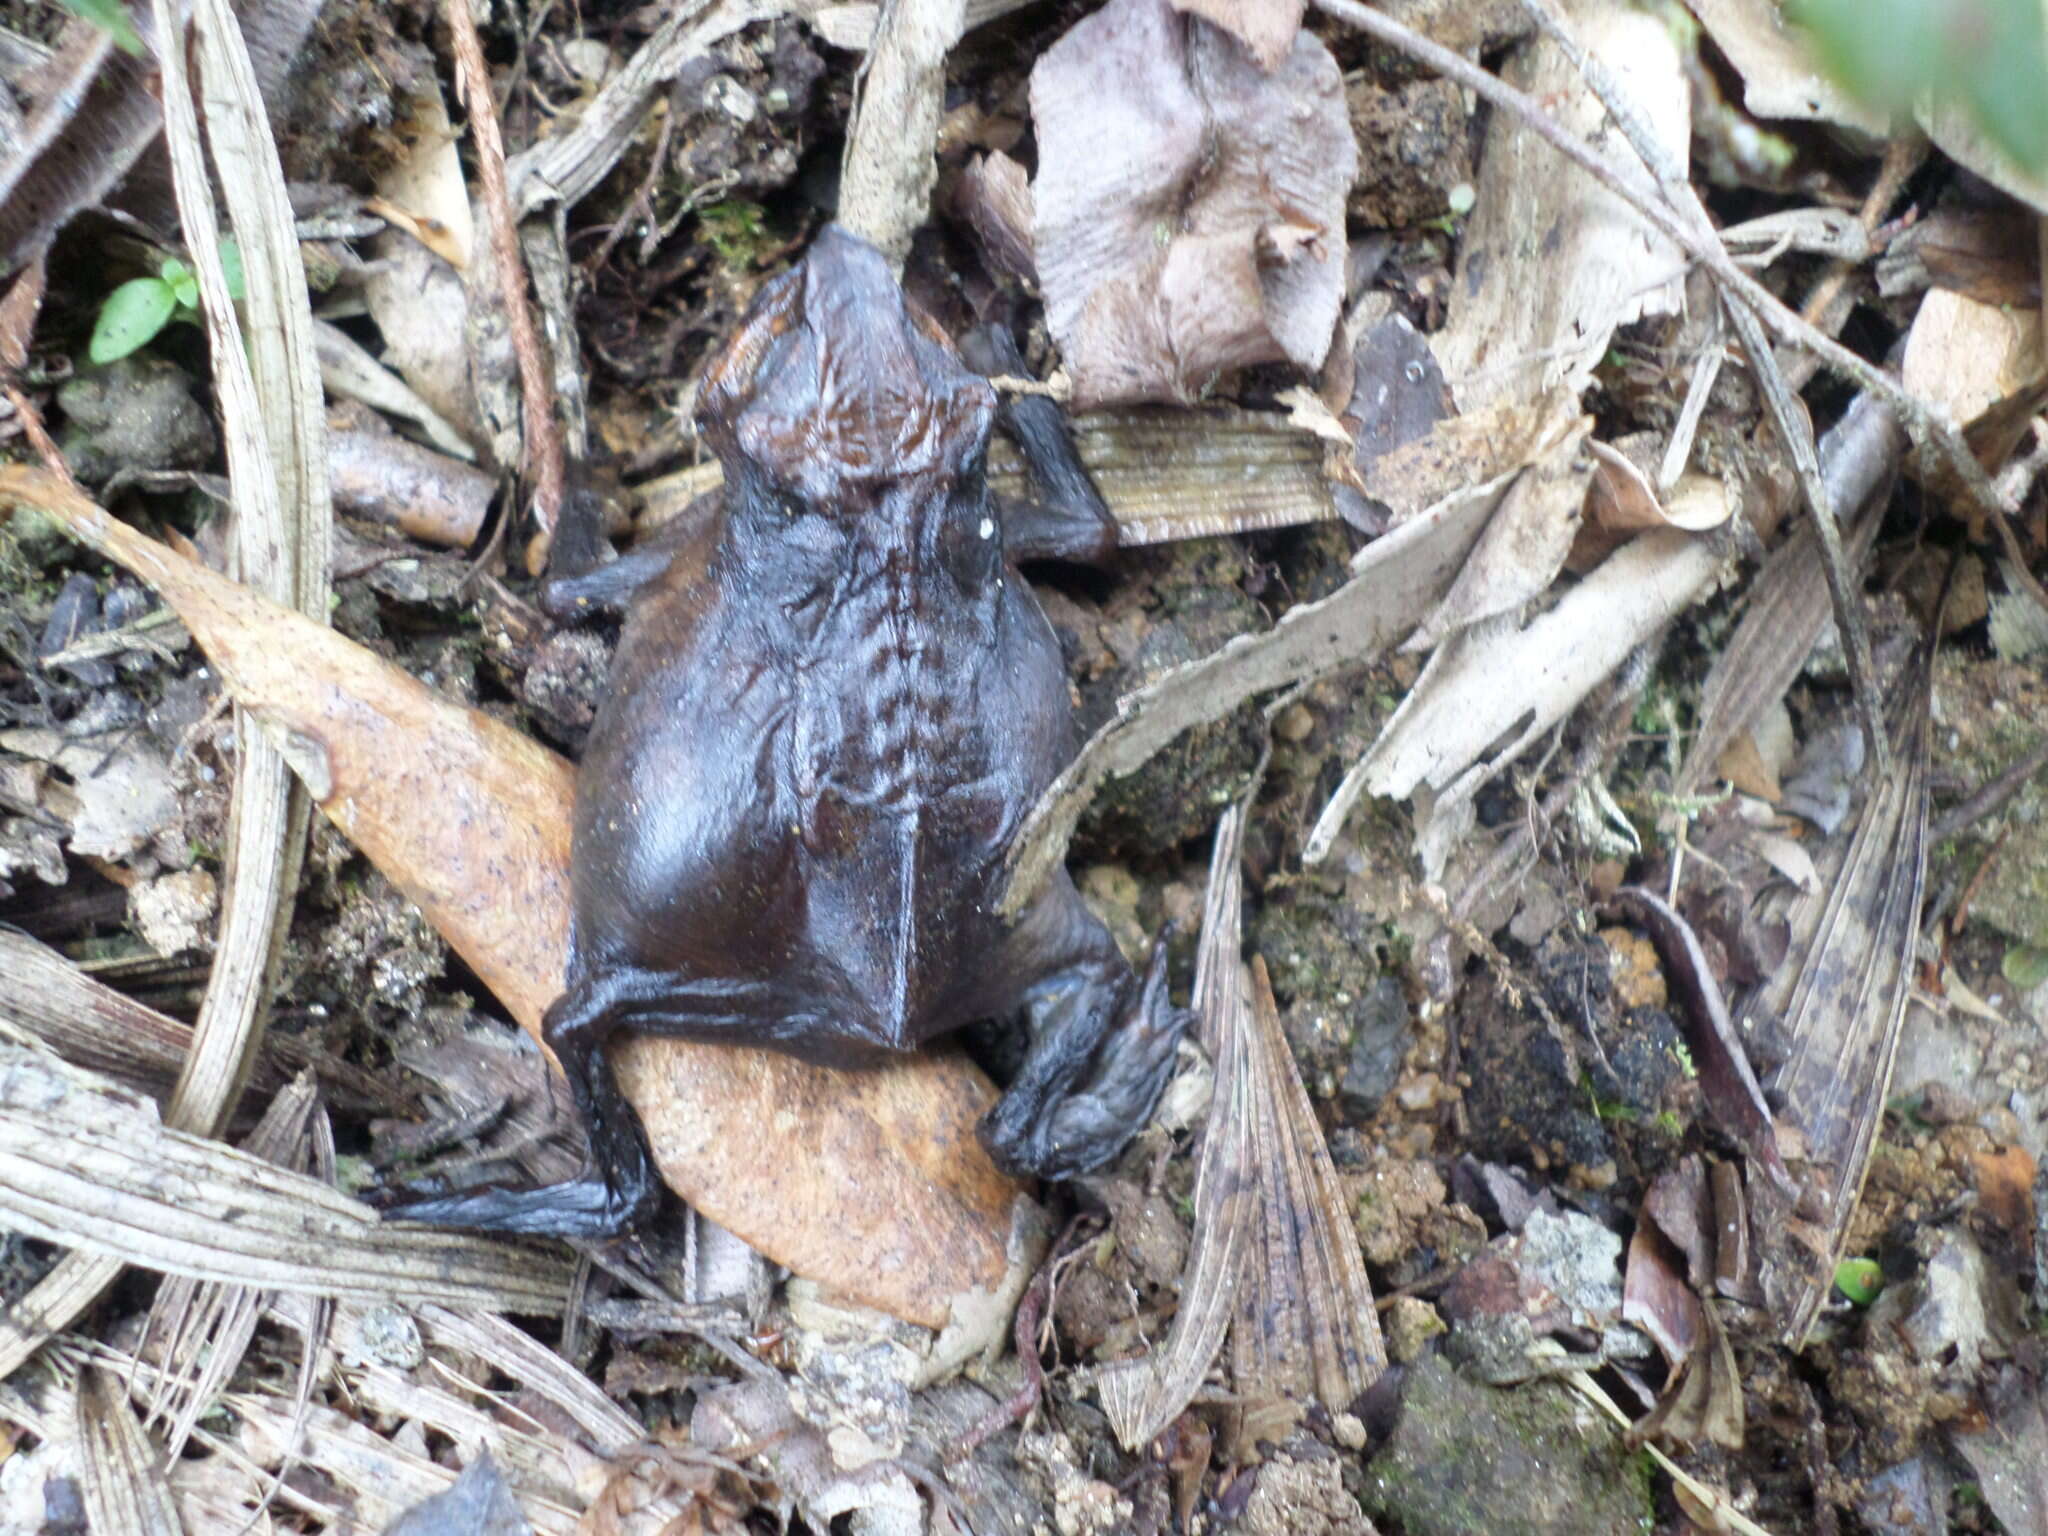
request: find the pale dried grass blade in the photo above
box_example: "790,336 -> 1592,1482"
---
345,1360 -> 583,1509
1097,803 -> 1257,1451
138,1074 -> 320,1460
0,1254 -> 126,1382
0,930 -> 286,1101
230,1393 -> 580,1535
416,1305 -> 643,1453
1751,650 -> 1933,1347
149,0 -> 324,1140
0,1047 -> 573,1312
76,1366 -> 183,1536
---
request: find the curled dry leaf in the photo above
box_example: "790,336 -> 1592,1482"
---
1571,442 -> 1732,569
0,466 -> 1029,1333
1029,0 -> 1352,407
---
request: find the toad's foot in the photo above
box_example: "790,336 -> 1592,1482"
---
979,940 -> 1191,1182
370,1167 -> 656,1240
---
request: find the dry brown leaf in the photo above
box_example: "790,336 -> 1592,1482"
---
1229,955 -> 1386,1414
1098,802 -> 1258,1451
1030,0 -> 1352,407
0,466 -> 1030,1332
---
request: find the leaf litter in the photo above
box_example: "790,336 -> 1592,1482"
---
3,0 -> 2048,1530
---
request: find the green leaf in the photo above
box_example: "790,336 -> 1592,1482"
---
166,267 -> 200,311
2003,944 -> 2048,991
1790,0 -> 2048,171
1834,1256 -> 1884,1306
53,0 -> 144,56
218,238 -> 245,302
89,277 -> 178,364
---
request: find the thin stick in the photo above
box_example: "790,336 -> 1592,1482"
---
1783,134 -> 1926,392
1929,734 -> 2048,846
1312,0 -> 2048,638
1567,1370 -> 1781,1536
445,0 -> 565,575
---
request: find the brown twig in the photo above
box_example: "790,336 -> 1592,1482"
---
1314,0 -> 2048,645
1929,735 -> 2048,846
444,0 -> 566,575
0,257 -> 73,483
1783,135 -> 1926,392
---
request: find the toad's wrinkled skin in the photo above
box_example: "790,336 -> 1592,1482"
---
387,226 -> 1191,1238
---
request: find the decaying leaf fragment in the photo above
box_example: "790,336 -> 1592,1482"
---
1096,801 -> 1384,1453
0,466 -> 1032,1333
1229,953 -> 1387,1429
1029,0 -> 1353,407
1622,1156 -> 1748,1452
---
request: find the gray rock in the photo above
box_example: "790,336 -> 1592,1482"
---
57,356 -> 215,484
1360,1355 -> 1650,1536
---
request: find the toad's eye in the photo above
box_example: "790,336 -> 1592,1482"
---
776,490 -> 805,519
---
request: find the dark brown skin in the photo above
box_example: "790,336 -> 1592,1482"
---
386,226 -> 1191,1237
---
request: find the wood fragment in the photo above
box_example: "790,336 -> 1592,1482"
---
839,0 -> 963,267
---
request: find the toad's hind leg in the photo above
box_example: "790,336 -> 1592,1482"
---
376,968 -> 723,1239
978,883 -> 1192,1181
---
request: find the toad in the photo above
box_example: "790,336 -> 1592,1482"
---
387,226 -> 1191,1237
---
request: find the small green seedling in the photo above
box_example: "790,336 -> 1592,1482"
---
90,242 -> 245,365
55,0 -> 143,55
1833,1256 -> 1884,1306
